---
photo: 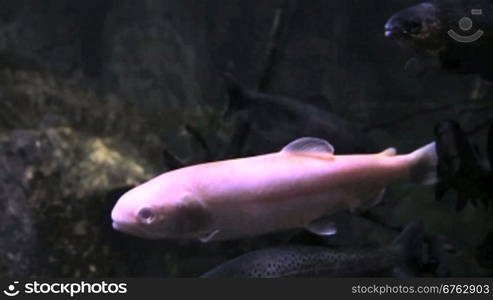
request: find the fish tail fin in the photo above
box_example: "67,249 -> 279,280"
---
391,220 -> 424,277
408,142 -> 438,185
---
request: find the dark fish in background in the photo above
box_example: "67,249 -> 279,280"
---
434,120 -> 493,210
385,2 -> 444,52
476,230 -> 493,270
385,0 -> 493,79
201,221 -> 424,278
425,234 -> 454,277
223,73 -> 376,154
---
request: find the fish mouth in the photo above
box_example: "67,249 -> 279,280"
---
112,220 -> 166,239
384,23 -> 398,38
385,29 -> 395,38
112,221 -> 125,231
384,23 -> 402,39
112,220 -> 134,234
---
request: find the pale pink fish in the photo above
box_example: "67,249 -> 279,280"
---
111,137 -> 437,242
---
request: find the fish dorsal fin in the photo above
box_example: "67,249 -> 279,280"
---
380,147 -> 397,156
282,137 -> 335,154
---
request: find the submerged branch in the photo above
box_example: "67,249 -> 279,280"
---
162,146 -> 186,170
256,7 -> 285,92
184,124 -> 213,162
223,118 -> 252,159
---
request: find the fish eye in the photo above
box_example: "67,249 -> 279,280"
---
137,207 -> 155,224
406,21 -> 422,34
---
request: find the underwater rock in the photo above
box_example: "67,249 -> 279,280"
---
0,127 -> 152,276
0,130 -> 53,276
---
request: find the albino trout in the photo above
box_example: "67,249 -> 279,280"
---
111,137 -> 437,241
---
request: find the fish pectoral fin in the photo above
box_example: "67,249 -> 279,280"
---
306,216 -> 338,236
174,196 -> 212,234
282,137 -> 335,155
365,188 -> 386,209
198,229 -> 220,243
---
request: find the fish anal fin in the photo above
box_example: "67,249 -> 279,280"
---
306,216 -> 338,236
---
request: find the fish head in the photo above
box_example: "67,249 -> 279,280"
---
111,179 -> 212,240
385,2 -> 443,51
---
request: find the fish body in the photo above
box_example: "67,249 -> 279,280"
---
201,221 -> 424,278
111,137 -> 436,241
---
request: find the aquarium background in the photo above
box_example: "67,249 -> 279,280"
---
0,0 -> 492,277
